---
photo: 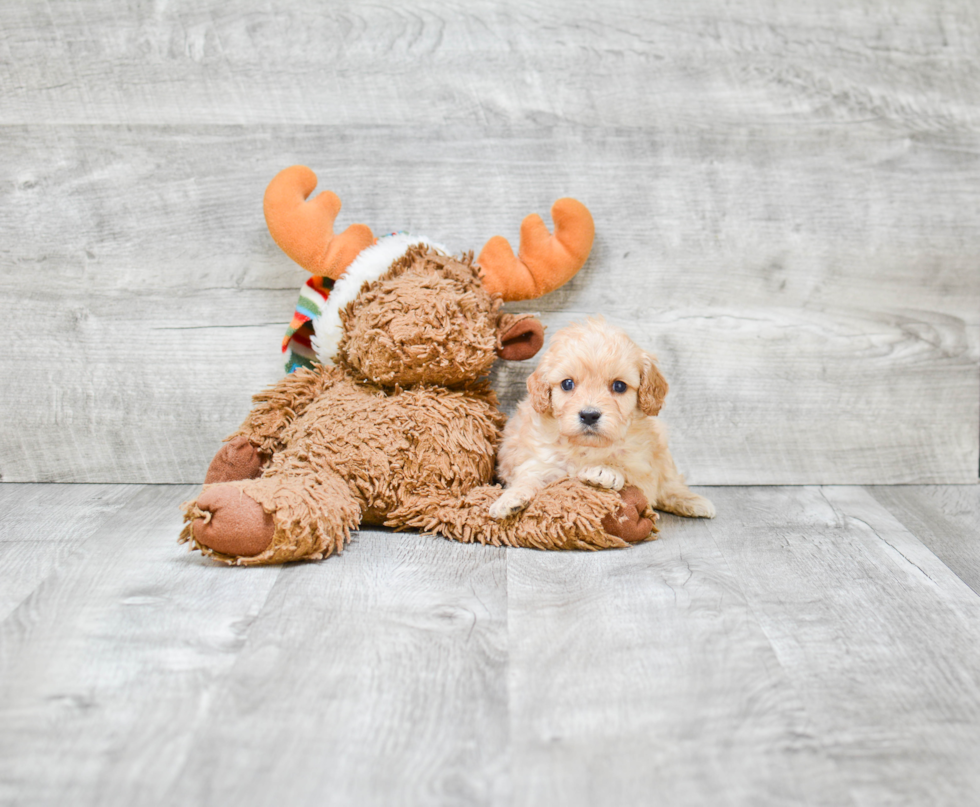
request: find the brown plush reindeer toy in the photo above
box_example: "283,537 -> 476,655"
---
180,166 -> 656,565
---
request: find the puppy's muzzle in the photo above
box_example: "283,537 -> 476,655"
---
578,408 -> 602,428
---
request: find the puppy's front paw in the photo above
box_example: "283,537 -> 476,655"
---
489,489 -> 532,520
577,466 -> 625,491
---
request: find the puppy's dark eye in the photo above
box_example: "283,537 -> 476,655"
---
560,379 -> 575,392
612,380 -> 628,394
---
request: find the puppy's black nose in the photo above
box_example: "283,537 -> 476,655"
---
579,409 -> 602,427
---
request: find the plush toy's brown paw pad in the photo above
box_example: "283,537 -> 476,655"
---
204,436 -> 268,484
191,485 -> 275,558
601,486 -> 659,543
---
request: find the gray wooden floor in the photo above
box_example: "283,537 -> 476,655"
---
1,483 -> 979,806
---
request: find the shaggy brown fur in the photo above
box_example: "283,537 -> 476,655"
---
338,249 -> 502,387
180,248 -> 654,565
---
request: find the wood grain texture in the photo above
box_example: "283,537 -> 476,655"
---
866,485 -> 980,596
705,486 -> 980,807
0,484 -> 284,806
2,1 -> 978,130
4,483 -> 980,805
1,0 -> 978,483
505,511 -> 853,807
167,533 -> 510,807
1,123 -> 977,483
0,483 -> 137,622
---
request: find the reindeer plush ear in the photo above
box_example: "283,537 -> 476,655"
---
496,313 -> 544,362
638,353 -> 668,416
527,369 -> 552,414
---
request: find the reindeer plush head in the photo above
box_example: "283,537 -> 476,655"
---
264,166 -> 594,388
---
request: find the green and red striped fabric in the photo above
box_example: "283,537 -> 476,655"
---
283,275 -> 334,373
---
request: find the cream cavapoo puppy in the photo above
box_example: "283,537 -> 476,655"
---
490,317 -> 715,522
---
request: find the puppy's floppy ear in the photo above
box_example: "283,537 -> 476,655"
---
638,353 -> 668,416
527,369 -> 552,414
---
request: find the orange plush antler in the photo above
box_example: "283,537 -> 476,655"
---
263,166 -> 375,278
477,198 -> 595,301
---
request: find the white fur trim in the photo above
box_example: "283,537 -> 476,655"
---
311,233 -> 447,365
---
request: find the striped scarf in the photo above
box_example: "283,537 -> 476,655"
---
282,275 -> 335,373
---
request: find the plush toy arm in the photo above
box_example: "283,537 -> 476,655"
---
386,478 -> 651,551
231,364 -> 340,456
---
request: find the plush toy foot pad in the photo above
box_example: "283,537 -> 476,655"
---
602,486 -> 658,543
192,485 -> 275,558
205,436 -> 267,484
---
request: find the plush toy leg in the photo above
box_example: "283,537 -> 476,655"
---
180,470 -> 362,566
601,486 -> 658,543
388,479 -> 658,551
189,484 -> 275,556
204,436 -> 269,484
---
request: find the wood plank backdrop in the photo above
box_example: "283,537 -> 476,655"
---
1,0 -> 977,484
